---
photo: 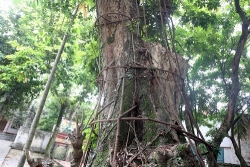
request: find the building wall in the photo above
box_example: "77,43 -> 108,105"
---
239,135 -> 250,165
224,147 -> 233,164
220,137 -> 232,164
219,130 -> 250,165
228,132 -> 250,165
0,116 -> 8,131
0,116 -> 20,134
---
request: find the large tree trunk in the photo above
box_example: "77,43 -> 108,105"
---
91,1 -> 199,166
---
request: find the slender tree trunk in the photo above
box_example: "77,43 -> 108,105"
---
237,123 -> 241,154
230,125 -> 248,167
213,20 -> 249,147
91,1 -> 199,166
17,34 -> 68,167
211,1 -> 250,166
17,6 -> 80,167
44,102 -> 67,158
230,139 -> 247,167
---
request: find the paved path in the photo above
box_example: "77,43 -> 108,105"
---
1,149 -> 34,167
0,139 -> 70,167
0,139 -> 12,167
0,139 -> 31,167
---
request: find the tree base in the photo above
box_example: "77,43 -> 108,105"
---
27,157 -> 64,167
93,143 -> 200,167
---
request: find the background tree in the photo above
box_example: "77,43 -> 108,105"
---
42,89 -> 70,158
14,2 -> 87,167
0,9 -> 46,116
0,0 -> 97,118
1,0 -> 99,166
175,0 -> 250,166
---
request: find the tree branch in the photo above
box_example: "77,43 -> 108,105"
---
218,60 -> 230,96
234,0 -> 246,22
214,0 -> 250,154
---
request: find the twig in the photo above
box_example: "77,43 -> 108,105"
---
127,133 -> 161,164
79,125 -> 94,167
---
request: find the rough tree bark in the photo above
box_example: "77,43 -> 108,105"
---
91,1 -> 200,166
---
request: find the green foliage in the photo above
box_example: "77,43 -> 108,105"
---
79,100 -> 98,149
181,9 -> 217,29
0,5 -> 53,115
38,95 -> 61,131
82,126 -> 98,150
174,0 -> 250,128
233,115 -> 249,140
0,0 -> 98,119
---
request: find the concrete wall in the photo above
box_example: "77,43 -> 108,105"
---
238,135 -> 250,165
228,133 -> 250,165
11,126 -> 72,161
12,126 -> 51,153
53,143 -> 72,161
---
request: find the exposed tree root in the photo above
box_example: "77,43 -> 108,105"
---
111,143 -> 200,167
25,149 -> 62,167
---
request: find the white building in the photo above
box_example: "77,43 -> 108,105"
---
199,125 -> 250,165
